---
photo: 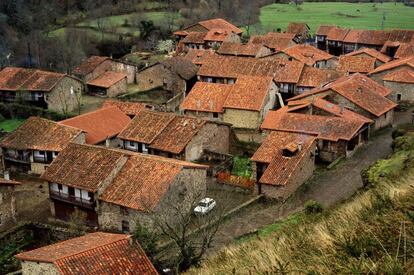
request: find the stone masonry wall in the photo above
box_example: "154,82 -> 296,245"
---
47,76 -> 83,114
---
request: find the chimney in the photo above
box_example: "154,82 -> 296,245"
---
4,170 -> 10,181
297,142 -> 303,151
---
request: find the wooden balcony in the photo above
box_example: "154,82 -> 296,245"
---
4,153 -> 30,164
49,189 -> 95,210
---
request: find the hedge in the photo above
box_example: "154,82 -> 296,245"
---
0,103 -> 74,121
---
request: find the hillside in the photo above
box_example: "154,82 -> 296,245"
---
257,2 -> 414,34
188,130 -> 414,274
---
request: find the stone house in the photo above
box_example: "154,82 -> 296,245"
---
0,67 -> 83,114
345,47 -> 391,68
197,55 -> 304,98
15,232 -> 158,275
336,55 -> 376,75
181,76 -> 277,138
41,143 -> 207,230
174,18 -> 242,53
217,42 -> 272,58
315,25 -> 336,51
98,154 -> 207,232
251,131 -> 316,200
87,71 -> 128,97
289,73 -> 397,130
368,55 -> 414,83
0,176 -> 20,231
249,32 -> 298,52
286,22 -> 310,43
118,110 -> 230,162
181,30 -> 241,52
296,67 -> 340,94
261,107 -> 371,163
0,117 -> 84,174
382,68 -> 414,103
281,44 -> 337,69
59,106 -> 131,146
73,55 -> 138,84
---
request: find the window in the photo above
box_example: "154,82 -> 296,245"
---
58,184 -> 63,190
213,113 -> 218,118
121,220 -> 130,232
120,206 -> 129,216
207,78 -> 213,83
397,94 -> 402,101
142,144 -> 148,153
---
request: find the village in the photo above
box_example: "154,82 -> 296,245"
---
1,14 -> 414,274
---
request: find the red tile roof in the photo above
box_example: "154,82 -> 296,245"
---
198,55 -> 304,84
287,22 -> 309,35
328,28 -> 414,45
118,110 -> 175,144
182,32 -> 206,44
345,47 -> 391,63
0,67 -> 66,92
394,42 -> 414,59
15,232 -> 158,275
180,82 -> 232,113
290,73 -> 395,117
87,71 -> 127,88
223,76 -> 274,111
369,55 -> 414,75
102,100 -> 150,116
249,32 -> 296,51
217,42 -> 269,57
203,29 -> 233,42
0,117 -> 82,151
383,68 -> 414,84
251,131 -> 316,185
41,143 -> 127,192
184,49 -> 216,66
59,107 -> 131,144
297,67 -> 340,88
72,56 -> 110,76
326,27 -> 349,41
261,107 -> 367,142
0,178 -> 21,186
337,55 -> 376,74
197,18 -> 242,34
149,116 -> 206,154
283,44 -> 334,66
315,25 -> 336,36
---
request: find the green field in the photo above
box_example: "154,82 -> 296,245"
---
0,119 -> 25,132
258,2 -> 414,34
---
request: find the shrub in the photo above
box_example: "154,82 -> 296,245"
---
304,200 -> 324,215
0,103 -> 72,121
392,128 -> 407,140
133,223 -> 158,259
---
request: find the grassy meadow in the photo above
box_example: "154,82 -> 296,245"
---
0,119 -> 25,132
257,2 -> 414,34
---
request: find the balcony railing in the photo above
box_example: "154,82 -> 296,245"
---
49,189 -> 95,209
33,156 -> 53,164
4,153 -> 30,164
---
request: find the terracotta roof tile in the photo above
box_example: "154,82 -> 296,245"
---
184,49 -> 216,66
223,76 -> 274,111
261,107 -> 366,141
337,55 -> 376,74
252,131 -> 316,185
180,82 -> 231,113
0,67 -> 66,92
15,232 -> 158,275
369,55 -> 414,74
283,44 -> 334,66
383,68 -> 414,84
345,47 -> 391,63
59,107 -> 131,144
287,22 -> 309,35
197,18 -> 242,34
203,29 -> 233,42
149,116 -> 206,154
41,143 -> 126,192
87,71 -> 127,88
326,27 -> 349,41
72,56 -> 110,76
249,32 -> 296,51
297,67 -> 340,88
182,32 -> 206,44
394,42 -> 414,59
99,154 -> 183,211
0,178 -> 21,186
217,42 -> 269,57
160,56 -> 198,80
291,73 -> 395,117
102,100 -> 150,116
118,110 -> 175,144
0,117 -> 82,151
315,25 -> 336,36
198,55 -> 304,83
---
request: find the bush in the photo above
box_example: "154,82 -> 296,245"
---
133,223 -> 158,259
0,103 -> 72,121
0,113 -> 5,122
392,128 -> 407,140
304,200 -> 324,215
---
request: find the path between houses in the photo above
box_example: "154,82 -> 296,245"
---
206,109 -> 412,255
